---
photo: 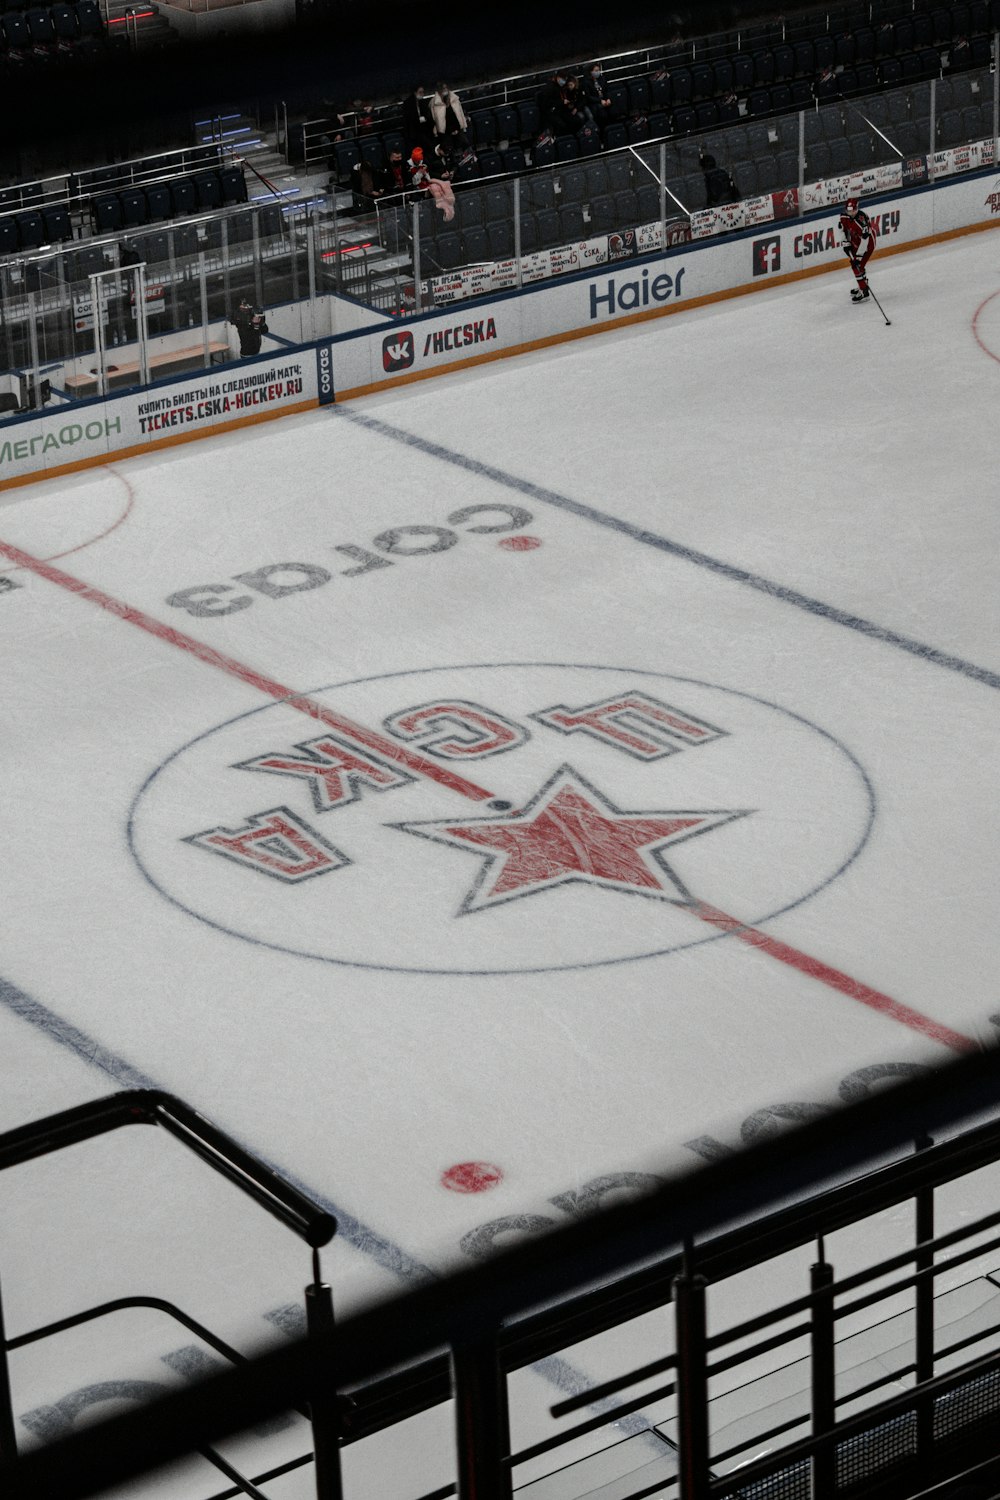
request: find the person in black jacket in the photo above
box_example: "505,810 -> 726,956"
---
230,297 -> 269,357
700,153 -> 740,207
402,85 -> 436,157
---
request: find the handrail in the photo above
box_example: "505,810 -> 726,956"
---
0,1089 -> 336,1247
5,1046 -> 1000,1498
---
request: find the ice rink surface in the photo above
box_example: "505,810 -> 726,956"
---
1,227 -> 999,1494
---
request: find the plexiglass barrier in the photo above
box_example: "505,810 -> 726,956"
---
0,52 -> 996,412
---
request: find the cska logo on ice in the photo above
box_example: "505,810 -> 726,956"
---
131,665 -> 875,974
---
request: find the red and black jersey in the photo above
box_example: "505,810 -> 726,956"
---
839,206 -> 876,266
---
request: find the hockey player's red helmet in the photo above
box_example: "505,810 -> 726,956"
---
844,196 -> 859,212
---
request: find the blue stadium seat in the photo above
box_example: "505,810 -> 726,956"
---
614,188 -> 638,222
806,140 -> 831,178
557,167 -> 585,202
145,183 -> 172,221
2,11 -> 30,45
931,6 -> 953,42
589,195 -> 616,232
559,204 -> 585,241
603,123 -> 628,150
773,43 -> 795,80
461,225 -> 488,263
15,210 -> 45,249
0,217 -> 18,256
74,0 -> 101,34
50,4 -> 78,38
470,110 -> 496,148
605,156 -> 632,193
487,222 -> 513,259
535,208 -> 561,248
650,73 -> 671,109
435,232 -> 462,269
485,184 -> 511,222
711,58 -> 733,94
732,54 -> 754,92
770,84 -> 792,112
501,147 -> 526,175
170,178 -> 197,217
333,141 -> 360,181
517,212 -> 538,255
636,183 -> 659,221
493,106 -> 519,143
554,135 -> 578,161
752,49 -> 775,85
517,100 -> 540,139
628,77 -> 652,113
219,167 -> 247,205
747,89 -> 772,116
814,35 -> 835,70
119,188 -> 147,227
193,172 -> 222,210
456,190 -> 484,231
829,136 -> 851,173
26,6 -> 53,42
531,137 -> 555,168
528,175 -> 555,210
671,105 -> 697,134
91,194 -> 122,233
42,203 -> 71,241
605,82 -> 630,118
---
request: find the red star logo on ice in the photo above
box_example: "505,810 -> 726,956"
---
393,766 -> 750,913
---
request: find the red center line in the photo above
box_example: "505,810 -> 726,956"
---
0,539 -> 496,803
3,538 -> 977,1052
690,901 -> 976,1054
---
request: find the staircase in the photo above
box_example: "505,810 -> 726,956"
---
193,111 -> 328,215
101,0 -> 179,50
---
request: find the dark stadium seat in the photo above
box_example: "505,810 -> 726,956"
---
15,210 -> 45,249
557,167 -> 585,203
74,0 -> 101,34
752,49 -> 775,85
193,171 -> 222,210
554,135 -> 578,162
531,137 -> 555,168
485,183 -> 511,222
50,4 -> 78,39
119,187 -> 147,227
219,167 -> 247,205
636,183 -> 659,222
501,147 -> 526,175
333,140 -> 360,181
695,102 -> 720,130
169,178 -> 196,216
589,195 -> 616,232
517,100 -> 540,139
880,55 -> 903,85
559,204 -> 585,241
773,42 -> 795,80
732,53 -> 754,91
2,11 -> 29,44
814,35 -> 835,70
806,140 -> 832,178
712,58 -> 733,94
747,89 -> 772,116
627,77 -> 651,114
132,229 -> 168,264
535,208 -> 561,248
605,81 -> 629,117
487,221 -> 513,259
91,193 -> 122,233
0,217 -> 17,256
829,136 -> 852,173
931,7 -> 953,42
603,123 -> 628,150
144,183 -> 172,221
26,6 -> 53,42
461,225 -> 488,262
470,110 -> 496,148
435,231 -> 462,269
613,188 -> 638,222
517,212 -> 538,254
455,189 -> 484,232
671,105 -> 697,134
42,203 -> 71,241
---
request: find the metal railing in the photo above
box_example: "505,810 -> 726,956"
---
6,1050 -> 1000,1499
0,1089 -> 337,1498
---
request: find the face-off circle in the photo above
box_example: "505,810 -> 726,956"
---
128,662 -> 876,974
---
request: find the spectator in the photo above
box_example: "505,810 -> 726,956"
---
813,65 -> 839,101
562,76 -> 594,133
700,153 -> 739,207
349,158 -> 387,212
407,145 -> 455,220
582,62 -> 614,129
385,148 -> 407,196
229,296 -> 269,357
538,70 -> 573,133
403,85 -> 436,156
431,82 -> 470,162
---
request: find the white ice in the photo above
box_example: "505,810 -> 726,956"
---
0,227 -> 998,1497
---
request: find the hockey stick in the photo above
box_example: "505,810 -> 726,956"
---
867,283 -> 891,327
845,249 -> 891,326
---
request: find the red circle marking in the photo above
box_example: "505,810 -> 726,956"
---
499,535 -> 542,551
971,288 -> 1000,366
441,1161 -> 504,1194
3,466 -> 134,573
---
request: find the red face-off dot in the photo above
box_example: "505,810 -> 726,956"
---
498,535 -> 542,551
441,1161 -> 505,1194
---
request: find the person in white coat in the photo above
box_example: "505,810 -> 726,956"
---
431,83 -> 471,164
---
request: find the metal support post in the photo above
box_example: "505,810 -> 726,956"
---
135,264 -> 150,388
993,39 -> 999,166
305,1264 -> 344,1500
928,76 -> 937,163
810,1247 -> 836,1500
513,179 -> 522,288
198,254 -> 210,362
452,1335 -> 511,1500
914,1134 -> 935,1460
306,212 -> 318,341
252,210 -> 264,310
0,1273 -> 19,1464
412,200 -> 423,314
659,141 -> 668,246
673,1261 -> 711,1500
799,109 -> 806,189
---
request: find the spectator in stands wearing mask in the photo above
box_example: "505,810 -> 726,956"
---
230,296 -> 269,357
582,63 -> 613,128
385,148 -> 407,196
539,70 -> 571,133
431,83 -> 470,162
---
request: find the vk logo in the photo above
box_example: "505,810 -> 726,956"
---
382,332 -> 415,372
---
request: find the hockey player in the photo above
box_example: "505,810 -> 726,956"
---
839,197 -> 877,302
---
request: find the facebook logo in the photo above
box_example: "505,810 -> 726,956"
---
752,236 -> 781,275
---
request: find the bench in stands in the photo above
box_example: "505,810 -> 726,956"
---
64,341 -> 230,396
